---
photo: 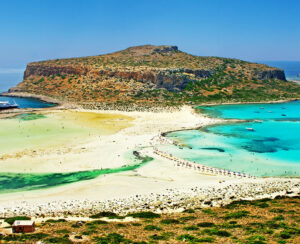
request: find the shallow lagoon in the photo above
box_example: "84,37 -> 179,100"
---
163,101 -> 300,177
0,110 -> 138,193
0,153 -> 152,194
0,111 -> 133,155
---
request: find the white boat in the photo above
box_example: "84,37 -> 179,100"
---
246,127 -> 255,131
254,120 -> 263,123
0,101 -> 18,110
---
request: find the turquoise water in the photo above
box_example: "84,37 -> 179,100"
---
0,154 -> 152,194
163,101 -> 300,177
198,100 -> 300,120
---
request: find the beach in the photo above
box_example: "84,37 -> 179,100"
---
0,103 -> 299,218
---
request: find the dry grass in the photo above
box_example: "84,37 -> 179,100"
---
2,196 -> 299,243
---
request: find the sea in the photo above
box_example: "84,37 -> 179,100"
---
159,61 -> 300,177
0,68 -> 53,108
163,101 -> 300,177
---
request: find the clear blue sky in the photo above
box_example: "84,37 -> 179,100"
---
1,0 -> 300,68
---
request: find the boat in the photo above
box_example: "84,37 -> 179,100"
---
0,101 -> 18,110
254,120 -> 263,123
246,127 -> 255,131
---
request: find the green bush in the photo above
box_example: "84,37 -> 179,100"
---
177,234 -> 215,242
89,211 -> 120,219
202,228 -> 231,237
183,209 -> 195,213
144,225 -> 162,231
270,208 -> 285,213
246,234 -> 266,244
93,233 -> 131,243
5,216 -> 31,225
179,216 -> 196,222
273,215 -> 285,221
177,234 -> 198,242
201,209 -> 217,215
183,225 -> 199,231
149,232 -> 173,240
197,222 -> 216,227
44,236 -> 72,243
160,219 -> 180,225
132,223 -> 142,226
128,211 -> 160,219
224,211 -> 249,219
45,219 -> 67,223
86,220 -> 108,226
56,229 -> 71,234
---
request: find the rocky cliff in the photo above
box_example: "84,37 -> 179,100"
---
11,45 -> 300,105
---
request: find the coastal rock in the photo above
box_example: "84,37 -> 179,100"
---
254,69 -> 286,81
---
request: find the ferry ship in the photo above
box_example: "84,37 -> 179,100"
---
0,101 -> 18,110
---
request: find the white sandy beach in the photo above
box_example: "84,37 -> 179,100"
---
0,105 -> 299,217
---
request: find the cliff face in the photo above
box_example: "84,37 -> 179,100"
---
22,64 -> 213,92
23,64 -> 88,78
11,45 -> 299,105
254,69 -> 286,80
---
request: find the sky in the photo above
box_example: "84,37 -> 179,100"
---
0,0 -> 300,69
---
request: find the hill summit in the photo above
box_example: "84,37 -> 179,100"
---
10,45 -> 300,107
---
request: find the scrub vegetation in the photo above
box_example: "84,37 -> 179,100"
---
1,196 -> 299,243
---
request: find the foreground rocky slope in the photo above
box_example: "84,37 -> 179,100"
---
10,45 -> 300,106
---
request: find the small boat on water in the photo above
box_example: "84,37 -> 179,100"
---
254,120 -> 263,123
246,127 -> 255,131
0,101 -> 18,110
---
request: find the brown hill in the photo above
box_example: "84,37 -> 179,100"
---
10,45 -> 300,107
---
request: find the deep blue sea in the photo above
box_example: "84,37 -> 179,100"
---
163,101 -> 300,177
0,68 -> 54,108
0,68 -> 24,93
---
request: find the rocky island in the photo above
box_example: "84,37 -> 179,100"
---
9,45 -> 300,108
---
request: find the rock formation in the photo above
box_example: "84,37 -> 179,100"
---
10,45 -> 300,105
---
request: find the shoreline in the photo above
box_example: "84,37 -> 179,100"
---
1,91 -> 299,112
0,92 -> 63,107
192,97 -> 299,107
0,94 -> 299,218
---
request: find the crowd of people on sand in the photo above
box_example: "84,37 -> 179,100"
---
151,135 -> 256,179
